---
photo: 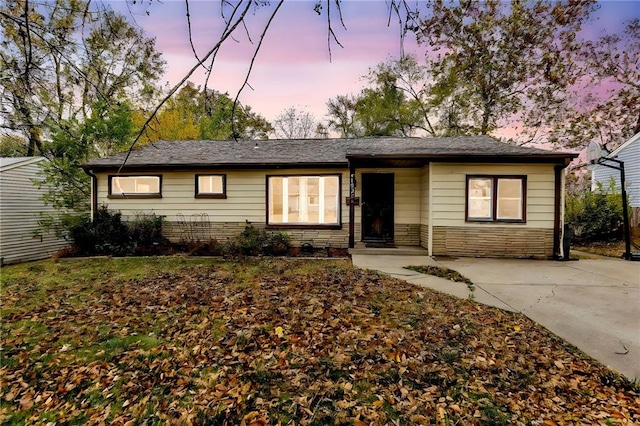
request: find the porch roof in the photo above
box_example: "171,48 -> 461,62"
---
83,136 -> 577,171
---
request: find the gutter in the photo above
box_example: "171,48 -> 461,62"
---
553,165 -> 563,259
83,168 -> 98,221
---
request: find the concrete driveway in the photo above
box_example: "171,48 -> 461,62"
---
351,254 -> 640,380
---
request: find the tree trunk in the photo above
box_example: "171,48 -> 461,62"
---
26,126 -> 43,157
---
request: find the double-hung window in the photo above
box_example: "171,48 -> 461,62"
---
195,174 -> 226,198
109,175 -> 162,198
267,175 -> 341,227
466,176 -> 526,222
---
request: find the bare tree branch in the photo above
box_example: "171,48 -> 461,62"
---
185,0 -> 206,70
230,0 -> 284,140
118,0 -> 254,172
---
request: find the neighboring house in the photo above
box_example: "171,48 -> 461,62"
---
0,157 -> 69,265
591,132 -> 640,235
82,136 -> 577,258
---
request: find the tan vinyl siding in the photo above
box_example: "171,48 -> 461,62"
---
0,158 -> 69,265
96,169 -> 350,224
431,163 -> 556,229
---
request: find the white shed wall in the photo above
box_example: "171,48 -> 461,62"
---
0,158 -> 69,265
592,134 -> 640,208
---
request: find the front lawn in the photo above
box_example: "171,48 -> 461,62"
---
1,258 -> 638,425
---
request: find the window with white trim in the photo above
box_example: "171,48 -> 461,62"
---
196,174 -> 226,198
466,176 -> 526,222
268,175 -> 340,226
109,175 -> 161,198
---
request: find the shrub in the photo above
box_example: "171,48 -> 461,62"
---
565,179 -> 625,242
236,225 -> 268,255
264,231 -> 292,256
69,206 -> 132,255
222,225 -> 292,257
128,212 -> 167,248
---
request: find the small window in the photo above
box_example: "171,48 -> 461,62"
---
466,176 -> 526,222
267,175 -> 341,228
195,174 -> 226,199
109,175 -> 161,198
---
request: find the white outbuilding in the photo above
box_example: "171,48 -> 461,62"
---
591,133 -> 640,235
0,157 -> 68,265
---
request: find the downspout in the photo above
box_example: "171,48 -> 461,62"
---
83,168 -> 98,221
553,164 -> 563,260
348,162 -> 356,248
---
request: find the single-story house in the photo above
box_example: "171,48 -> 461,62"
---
0,157 -> 69,265
82,136 -> 577,258
591,132 -> 640,235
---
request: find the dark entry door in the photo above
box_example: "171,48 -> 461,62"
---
361,173 -> 394,242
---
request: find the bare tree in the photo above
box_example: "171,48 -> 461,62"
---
273,107 -> 320,139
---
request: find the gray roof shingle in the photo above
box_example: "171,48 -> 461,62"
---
83,136 -> 576,169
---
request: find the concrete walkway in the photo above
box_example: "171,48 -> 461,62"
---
351,253 -> 640,380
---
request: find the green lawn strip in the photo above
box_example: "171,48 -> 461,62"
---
1,257 -> 638,424
405,264 -> 474,290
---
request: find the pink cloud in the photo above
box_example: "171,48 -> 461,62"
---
109,0 -> 638,130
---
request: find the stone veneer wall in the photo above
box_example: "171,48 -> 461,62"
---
420,224 -> 429,249
393,224 -> 421,246
432,226 -> 554,258
162,221 -> 350,248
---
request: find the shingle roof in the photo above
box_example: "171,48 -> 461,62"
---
83,136 -> 576,170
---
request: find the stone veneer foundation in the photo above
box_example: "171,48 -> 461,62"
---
432,226 -> 554,258
161,221 -> 422,249
162,221 -> 350,248
393,224 -> 421,246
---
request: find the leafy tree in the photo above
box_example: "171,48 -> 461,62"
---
327,94 -> 361,138
364,56 -> 441,136
327,55 -> 476,138
273,106 -> 320,139
326,61 -> 425,138
415,0 -> 598,142
40,101 -> 135,212
0,135 -> 28,157
551,18 -> 639,150
565,179 -> 625,242
1,1 -> 165,155
137,82 -> 273,142
355,70 -> 422,137
1,0 -> 165,211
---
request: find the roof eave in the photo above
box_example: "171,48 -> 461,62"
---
346,153 -> 578,163
82,161 -> 349,172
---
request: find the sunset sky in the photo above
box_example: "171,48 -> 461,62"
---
110,0 -> 640,124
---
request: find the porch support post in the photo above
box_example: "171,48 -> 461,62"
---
553,165 -> 563,260
348,162 -> 356,248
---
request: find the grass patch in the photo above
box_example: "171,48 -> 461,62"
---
405,264 -> 474,289
1,257 -> 637,424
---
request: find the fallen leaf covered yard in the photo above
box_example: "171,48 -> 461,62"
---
1,258 -> 638,423
82,136 -> 576,258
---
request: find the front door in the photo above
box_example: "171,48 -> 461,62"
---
361,173 -> 394,242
